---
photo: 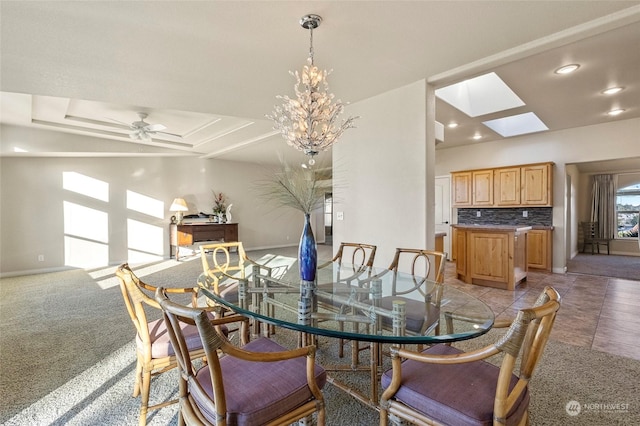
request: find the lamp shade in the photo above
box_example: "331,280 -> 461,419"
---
169,198 -> 189,212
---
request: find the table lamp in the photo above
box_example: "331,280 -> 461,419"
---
169,198 -> 189,224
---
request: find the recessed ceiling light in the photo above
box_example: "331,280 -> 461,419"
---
447,122 -> 458,128
602,86 -> 624,95
607,108 -> 625,116
554,64 -> 580,74
472,134 -> 482,140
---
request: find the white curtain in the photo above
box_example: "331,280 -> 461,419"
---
590,174 -> 617,239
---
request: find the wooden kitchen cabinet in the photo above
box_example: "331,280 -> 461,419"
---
522,163 -> 552,206
472,169 -> 494,206
527,228 -> 552,271
452,162 -> 553,207
453,224 -> 529,291
452,171 -> 473,206
453,227 -> 467,275
494,167 -> 521,206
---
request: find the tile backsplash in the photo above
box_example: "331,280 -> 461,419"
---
457,207 -> 552,226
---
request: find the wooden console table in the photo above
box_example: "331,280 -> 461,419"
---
170,223 -> 238,260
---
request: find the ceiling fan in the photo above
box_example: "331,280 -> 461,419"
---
110,112 -> 181,141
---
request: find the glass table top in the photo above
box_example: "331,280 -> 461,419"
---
199,254 -> 494,344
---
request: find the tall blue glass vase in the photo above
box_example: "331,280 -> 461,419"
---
299,213 -> 317,283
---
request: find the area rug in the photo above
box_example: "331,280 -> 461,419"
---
566,253 -> 639,281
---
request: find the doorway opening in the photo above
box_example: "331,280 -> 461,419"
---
324,192 -> 333,245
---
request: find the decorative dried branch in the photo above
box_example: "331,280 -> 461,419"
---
253,159 -> 328,214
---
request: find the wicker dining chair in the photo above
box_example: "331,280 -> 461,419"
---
199,241 -> 275,338
318,242 -> 378,361
379,248 -> 447,337
115,263 -> 244,426
199,242 -> 251,307
155,287 -> 327,426
380,286 -> 561,426
320,242 -> 377,271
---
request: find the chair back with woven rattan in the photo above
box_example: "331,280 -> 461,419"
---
200,241 -> 247,282
380,286 -> 561,426
386,248 -> 447,304
332,242 -> 377,268
116,263 -> 202,426
199,242 -> 249,301
156,287 -> 326,426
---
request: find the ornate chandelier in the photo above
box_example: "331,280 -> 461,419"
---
267,14 -> 358,165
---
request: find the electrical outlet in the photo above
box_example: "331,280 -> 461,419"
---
476,211 -> 481,217
38,255 -> 45,262
523,211 -> 528,218
337,212 -> 344,220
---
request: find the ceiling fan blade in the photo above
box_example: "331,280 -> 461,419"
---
145,123 -> 166,132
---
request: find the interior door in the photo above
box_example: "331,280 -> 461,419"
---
435,176 -> 451,260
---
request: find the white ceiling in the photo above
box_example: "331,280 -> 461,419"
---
1,1 -> 639,167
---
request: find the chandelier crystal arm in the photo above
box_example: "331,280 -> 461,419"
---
267,14 -> 358,165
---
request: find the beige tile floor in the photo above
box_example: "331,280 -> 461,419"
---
442,262 -> 640,361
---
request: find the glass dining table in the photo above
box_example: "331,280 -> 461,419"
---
199,253 -> 494,409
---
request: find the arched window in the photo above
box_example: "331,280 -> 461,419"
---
616,182 -> 640,238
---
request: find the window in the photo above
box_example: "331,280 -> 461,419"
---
616,183 -> 640,238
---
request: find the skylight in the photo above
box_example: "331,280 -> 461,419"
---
435,72 -> 525,117
482,112 -> 548,137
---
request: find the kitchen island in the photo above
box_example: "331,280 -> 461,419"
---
452,224 -> 531,291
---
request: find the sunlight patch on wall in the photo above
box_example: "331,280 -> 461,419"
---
63,172 -> 109,202
64,201 -> 108,243
127,250 -> 164,264
127,190 -> 164,219
64,236 -> 109,268
127,219 -> 164,255
63,201 -> 109,268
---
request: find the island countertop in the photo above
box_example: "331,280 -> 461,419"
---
452,225 -> 529,291
452,224 -> 532,232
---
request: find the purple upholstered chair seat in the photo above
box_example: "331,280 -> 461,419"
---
218,281 -> 239,304
192,337 -> 327,426
137,313 -> 228,358
379,296 -> 440,334
381,344 -> 530,426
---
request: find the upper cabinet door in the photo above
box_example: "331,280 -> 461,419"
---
494,167 -> 521,206
472,170 -> 494,206
451,162 -> 552,208
522,163 -> 552,206
452,172 -> 473,207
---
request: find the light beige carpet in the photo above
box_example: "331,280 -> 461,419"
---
1,246 -> 639,425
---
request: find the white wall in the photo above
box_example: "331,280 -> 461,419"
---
2,100 -> 638,276
565,164 -> 580,259
0,128 -> 318,275
436,117 -> 640,271
332,80 -> 432,269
